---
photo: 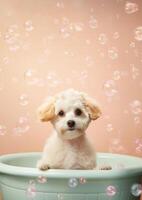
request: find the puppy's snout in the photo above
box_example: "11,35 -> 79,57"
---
67,120 -> 75,128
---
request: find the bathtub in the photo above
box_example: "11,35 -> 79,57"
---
0,152 -> 142,200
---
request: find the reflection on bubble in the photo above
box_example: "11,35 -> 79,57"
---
0,125 -> 7,136
57,193 -> 64,200
134,26 -> 142,41
98,33 -> 108,45
125,2 -> 138,14
106,185 -> 117,196
108,47 -> 118,60
129,100 -> 142,115
19,94 -> 29,106
89,16 -> 98,29
103,80 -> 118,97
131,184 -> 142,197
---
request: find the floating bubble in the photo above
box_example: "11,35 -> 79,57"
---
103,80 -> 118,97
108,47 -> 118,60
106,185 -> 117,196
134,26 -> 142,41
13,116 -> 30,136
131,184 -> 142,197
125,2 -> 138,14
135,139 -> 142,153
98,33 -> 108,45
129,100 -> 142,115
113,32 -> 120,39
2,57 -> 9,65
26,180 -> 36,199
57,193 -> 64,200
68,178 -> 78,188
79,177 -> 87,184
73,22 -> 84,32
131,64 -> 139,79
19,94 -> 29,106
134,116 -> 141,124
113,70 -> 121,80
56,1 -> 64,8
89,16 -> 98,29
106,123 -> 114,132
109,138 -> 127,154
37,176 -> 47,184
25,20 -> 34,32
24,69 -> 39,85
129,41 -> 135,48
0,125 -> 7,136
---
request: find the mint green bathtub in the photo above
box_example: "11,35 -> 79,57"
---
0,152 -> 142,200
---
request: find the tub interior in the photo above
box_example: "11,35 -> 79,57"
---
1,153 -> 142,169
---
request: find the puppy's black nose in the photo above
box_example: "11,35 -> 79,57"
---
67,120 -> 75,128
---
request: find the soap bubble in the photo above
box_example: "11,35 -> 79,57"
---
129,100 -> 142,115
131,64 -> 139,79
113,32 -> 120,40
108,47 -> 118,60
27,180 -> 36,199
25,20 -> 34,32
106,185 -> 117,196
0,125 -> 7,136
73,22 -> 84,32
89,16 -> 98,29
125,2 -> 138,14
37,176 -> 47,184
13,116 -> 30,136
19,94 -> 29,106
103,80 -> 118,97
129,41 -> 135,48
134,116 -> 141,124
113,70 -> 121,80
56,1 -> 64,8
98,33 -> 108,45
68,178 -> 78,188
57,194 -> 63,200
134,26 -> 142,41
2,57 -> 9,65
79,177 -> 87,184
135,139 -> 142,153
109,138 -> 127,153
24,69 -> 39,85
131,184 -> 142,197
106,123 -> 114,132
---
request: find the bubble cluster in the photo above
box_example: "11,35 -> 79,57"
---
0,125 -> 7,136
13,116 -> 30,136
125,2 -> 139,14
68,178 -> 79,188
4,24 -> 21,51
106,185 -> 117,196
19,94 -> 29,106
98,33 -> 108,45
131,183 -> 142,197
103,80 -> 118,97
26,180 -> 36,199
108,47 -> 118,60
89,15 -> 98,29
134,26 -> 142,41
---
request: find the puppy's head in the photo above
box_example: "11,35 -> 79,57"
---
37,89 -> 101,140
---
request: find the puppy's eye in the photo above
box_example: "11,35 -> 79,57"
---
75,108 -> 82,116
58,110 -> 65,117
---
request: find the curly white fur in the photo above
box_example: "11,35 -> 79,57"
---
37,89 -> 101,170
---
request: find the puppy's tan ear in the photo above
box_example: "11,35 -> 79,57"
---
81,93 -> 102,120
37,97 -> 55,122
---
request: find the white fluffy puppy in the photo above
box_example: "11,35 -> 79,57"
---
37,89 -> 101,170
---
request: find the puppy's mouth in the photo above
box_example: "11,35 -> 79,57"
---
68,128 -> 76,131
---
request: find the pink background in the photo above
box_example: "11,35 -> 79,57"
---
0,0 -> 142,158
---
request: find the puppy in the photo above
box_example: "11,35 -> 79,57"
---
37,89 -> 102,170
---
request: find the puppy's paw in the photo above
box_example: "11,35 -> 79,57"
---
37,160 -> 50,171
99,165 -> 112,170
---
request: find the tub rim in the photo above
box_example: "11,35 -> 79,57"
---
0,152 -> 142,179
